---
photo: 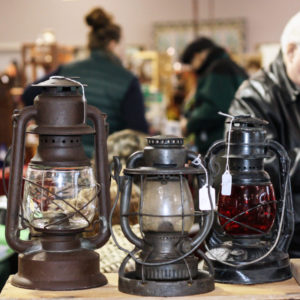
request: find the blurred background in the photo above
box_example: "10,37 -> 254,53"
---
1,0 -> 299,148
0,0 -> 299,177
1,0 -> 299,192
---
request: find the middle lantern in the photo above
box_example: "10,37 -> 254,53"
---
112,135 -> 215,297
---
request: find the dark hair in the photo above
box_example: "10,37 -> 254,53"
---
181,37 -> 215,64
85,7 -> 121,50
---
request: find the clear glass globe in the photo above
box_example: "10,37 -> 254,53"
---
140,177 -> 194,232
23,165 -> 97,231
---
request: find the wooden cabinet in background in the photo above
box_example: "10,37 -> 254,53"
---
0,80 -> 14,147
21,43 -> 76,86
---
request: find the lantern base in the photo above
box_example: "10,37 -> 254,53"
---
119,271 -> 214,297
208,249 -> 291,284
11,248 -> 107,290
136,232 -> 199,281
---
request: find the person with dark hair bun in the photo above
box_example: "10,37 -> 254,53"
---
86,7 -> 121,51
22,7 -> 148,158
86,7 -> 112,28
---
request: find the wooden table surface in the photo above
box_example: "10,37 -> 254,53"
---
1,273 -> 300,300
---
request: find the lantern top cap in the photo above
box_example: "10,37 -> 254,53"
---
227,115 -> 269,127
32,77 -> 87,88
147,135 -> 184,147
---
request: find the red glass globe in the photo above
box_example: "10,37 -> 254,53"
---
218,184 -> 276,236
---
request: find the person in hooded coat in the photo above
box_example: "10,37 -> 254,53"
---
181,37 -> 248,154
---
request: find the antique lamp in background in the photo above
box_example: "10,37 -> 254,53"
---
111,135 -> 215,297
204,115 -> 293,284
6,77 -> 110,290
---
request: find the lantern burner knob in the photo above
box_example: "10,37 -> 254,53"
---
147,135 -> 184,148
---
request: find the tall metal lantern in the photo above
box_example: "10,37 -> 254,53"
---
204,115 -> 294,284
111,135 -> 215,297
6,77 -> 110,290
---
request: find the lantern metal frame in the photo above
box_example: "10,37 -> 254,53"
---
5,77 -> 111,290
204,116 -> 294,284
110,136 -> 215,297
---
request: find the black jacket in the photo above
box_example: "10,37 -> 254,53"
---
229,52 -> 300,257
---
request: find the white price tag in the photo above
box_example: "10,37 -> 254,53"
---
221,170 -> 232,196
199,184 -> 216,210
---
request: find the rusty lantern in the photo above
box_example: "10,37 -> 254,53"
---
6,77 -> 110,290
111,135 -> 215,297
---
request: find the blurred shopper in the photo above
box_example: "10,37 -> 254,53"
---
180,37 -> 247,154
229,12 -> 300,257
22,7 -> 148,157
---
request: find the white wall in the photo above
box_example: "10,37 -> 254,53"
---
0,0 -> 194,69
202,0 -> 300,52
0,0 -> 193,48
0,0 -> 300,69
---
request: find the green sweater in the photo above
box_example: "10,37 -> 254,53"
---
186,50 -> 247,154
59,51 -> 135,157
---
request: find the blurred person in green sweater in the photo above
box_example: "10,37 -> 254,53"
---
22,7 -> 148,158
180,37 -> 247,154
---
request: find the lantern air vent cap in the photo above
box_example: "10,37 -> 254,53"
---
32,77 -> 87,87
227,115 -> 269,127
147,135 -> 184,147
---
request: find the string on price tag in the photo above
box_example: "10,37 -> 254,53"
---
218,112 -> 235,196
191,155 -> 216,211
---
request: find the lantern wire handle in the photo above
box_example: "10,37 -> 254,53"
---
50,76 -> 87,124
109,156 -> 214,267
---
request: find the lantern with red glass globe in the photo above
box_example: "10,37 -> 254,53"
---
204,115 -> 293,284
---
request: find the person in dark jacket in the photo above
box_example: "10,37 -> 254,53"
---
229,11 -> 300,257
180,37 -> 248,154
22,7 -> 148,157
